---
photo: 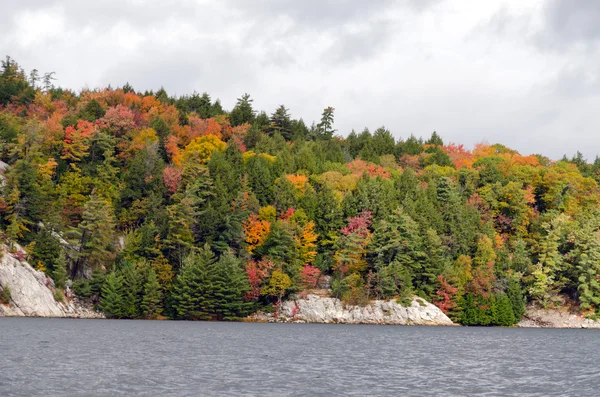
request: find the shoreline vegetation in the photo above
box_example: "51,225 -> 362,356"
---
2,56 -> 600,327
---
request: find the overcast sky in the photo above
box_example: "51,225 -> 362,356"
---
1,0 -> 599,159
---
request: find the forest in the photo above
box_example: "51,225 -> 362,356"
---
2,55 -> 600,326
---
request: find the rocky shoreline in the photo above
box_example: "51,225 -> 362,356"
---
517,305 -> 600,329
0,246 -> 103,319
3,245 -> 600,327
248,294 -> 455,326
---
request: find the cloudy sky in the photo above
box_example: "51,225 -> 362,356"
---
1,0 -> 599,159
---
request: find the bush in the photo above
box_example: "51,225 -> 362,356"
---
0,285 -> 11,304
73,280 -> 92,298
397,296 -> 413,307
53,288 -> 65,303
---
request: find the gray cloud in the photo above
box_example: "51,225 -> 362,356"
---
3,0 -> 600,160
537,0 -> 600,50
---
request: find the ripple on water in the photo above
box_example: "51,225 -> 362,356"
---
0,319 -> 598,397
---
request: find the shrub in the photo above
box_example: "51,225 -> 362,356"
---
0,285 -> 11,304
53,288 -> 65,303
73,280 -> 92,298
397,296 -> 413,307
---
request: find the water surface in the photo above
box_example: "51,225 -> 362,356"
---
0,318 -> 598,396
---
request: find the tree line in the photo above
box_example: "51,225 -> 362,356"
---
2,56 -> 600,325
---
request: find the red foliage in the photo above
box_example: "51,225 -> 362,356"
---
13,250 -> 26,262
64,120 -> 94,143
300,265 -> 321,288
290,303 -> 300,318
434,275 -> 459,314
98,104 -> 136,136
278,208 -> 295,220
341,210 -> 372,237
163,166 -> 182,194
230,134 -> 247,153
245,258 -> 275,301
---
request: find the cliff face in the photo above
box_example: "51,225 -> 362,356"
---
0,246 -> 102,318
252,294 -> 454,326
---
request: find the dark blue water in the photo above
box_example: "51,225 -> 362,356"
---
0,318 -> 598,396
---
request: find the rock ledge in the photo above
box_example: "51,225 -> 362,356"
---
250,294 -> 454,326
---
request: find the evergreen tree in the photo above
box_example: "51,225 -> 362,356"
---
316,106 -> 335,140
141,268 -> 163,319
230,93 -> 255,127
206,252 -> 252,320
72,192 -> 116,277
494,294 -> 516,326
100,273 -> 124,319
506,276 -> 526,321
270,105 -> 292,140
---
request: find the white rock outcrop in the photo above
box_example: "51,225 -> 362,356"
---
518,304 -> 600,329
255,294 -> 454,325
0,246 -> 103,318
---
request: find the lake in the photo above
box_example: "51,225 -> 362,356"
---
0,318 -> 598,396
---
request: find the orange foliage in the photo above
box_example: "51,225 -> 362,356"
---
442,143 -> 474,169
346,159 -> 391,178
124,92 -> 142,108
285,174 -> 309,191
165,135 -> 182,166
243,214 -> 271,254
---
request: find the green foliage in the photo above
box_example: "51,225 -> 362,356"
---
100,272 -> 124,319
170,247 -> 252,320
495,294 -> 516,326
0,285 -> 11,304
53,288 -> 65,303
4,56 -> 600,324
141,268 -> 163,319
506,276 -> 526,321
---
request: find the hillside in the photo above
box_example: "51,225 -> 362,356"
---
2,56 -> 600,325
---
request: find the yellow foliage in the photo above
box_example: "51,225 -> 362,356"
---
39,158 -> 58,179
181,135 -> 226,165
295,221 -> 318,264
242,151 -> 276,164
36,261 -> 47,272
258,205 -> 277,222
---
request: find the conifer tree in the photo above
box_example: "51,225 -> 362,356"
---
142,268 -> 163,319
206,252 -> 252,320
506,276 -> 526,321
100,273 -> 124,319
494,294 -> 516,326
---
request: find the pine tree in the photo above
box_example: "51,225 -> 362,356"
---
316,106 -> 335,140
506,276 -> 526,321
494,294 -> 516,326
169,246 -> 215,320
73,192 -> 116,277
206,252 -> 252,320
100,273 -> 124,319
230,93 -> 255,127
119,263 -> 143,319
141,268 -> 163,319
270,105 -> 292,140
